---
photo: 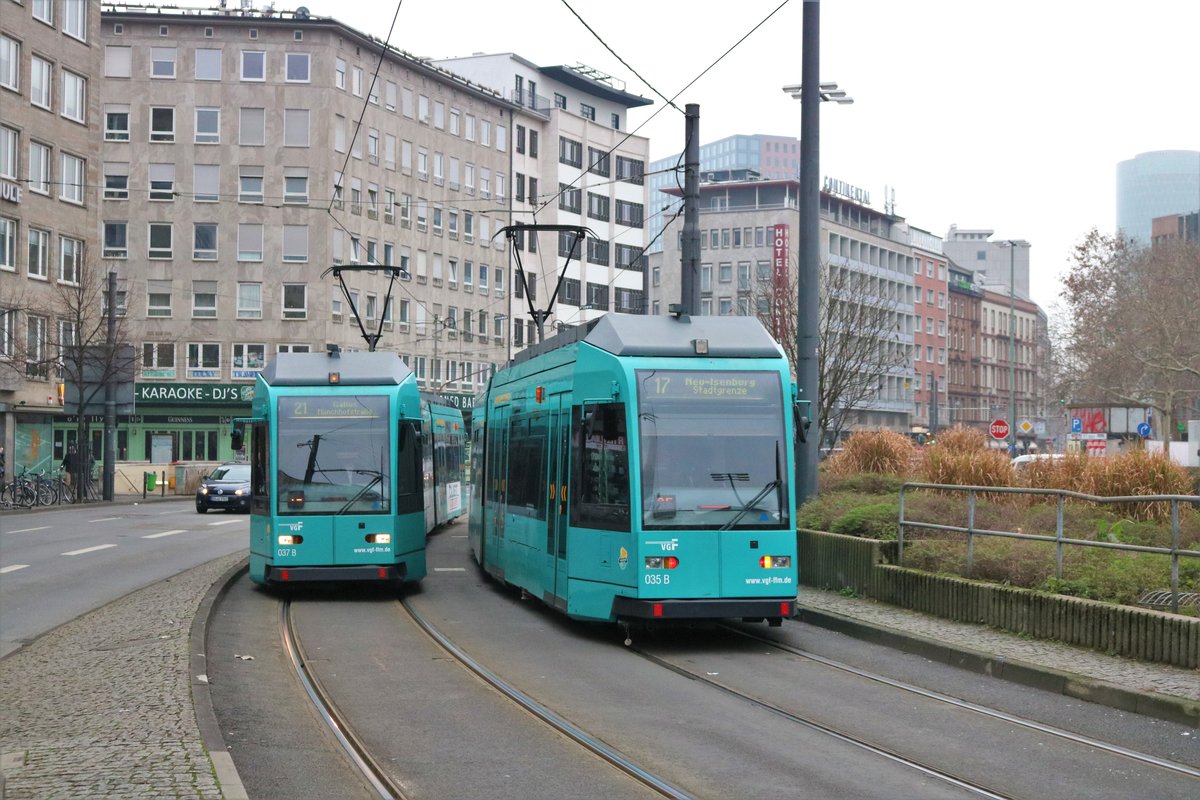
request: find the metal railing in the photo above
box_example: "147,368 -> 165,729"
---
898,483 -> 1200,614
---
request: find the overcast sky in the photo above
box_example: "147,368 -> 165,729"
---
294,0 -> 1199,314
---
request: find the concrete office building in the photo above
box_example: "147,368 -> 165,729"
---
1,0 -> 102,470
646,133 -> 800,256
910,228 -> 948,432
432,54 -> 652,343
88,5 -> 515,462
943,224 -> 1031,301
649,176 -> 917,438
1116,150 -> 1200,247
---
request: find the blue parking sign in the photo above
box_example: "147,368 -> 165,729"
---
1071,417 -> 1082,433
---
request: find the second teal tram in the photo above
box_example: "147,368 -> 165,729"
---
422,394 -> 467,531
468,314 -> 800,627
241,350 -> 463,586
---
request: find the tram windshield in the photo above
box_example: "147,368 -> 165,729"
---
637,370 -> 788,530
275,395 -> 391,515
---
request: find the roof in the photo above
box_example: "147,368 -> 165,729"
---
261,351 -> 412,386
538,65 -> 653,108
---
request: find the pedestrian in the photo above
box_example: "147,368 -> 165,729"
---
61,445 -> 77,490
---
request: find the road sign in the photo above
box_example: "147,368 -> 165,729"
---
1136,421 -> 1151,438
989,419 -> 1010,440
1071,417 -> 1082,433
1019,420 -> 1033,434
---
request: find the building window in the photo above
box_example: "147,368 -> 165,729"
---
558,137 -> 582,168
241,51 -> 265,81
192,282 -> 218,318
28,142 -> 50,194
285,52 -> 310,82
151,47 -> 177,79
283,284 -> 307,319
28,228 -> 50,279
284,168 -> 308,204
239,107 -> 265,146
61,71 -> 86,123
187,343 -> 220,378
615,199 -> 644,228
193,164 -> 219,202
238,223 -> 263,261
285,109 -> 310,147
59,153 -> 84,203
104,162 -> 129,199
150,107 -> 175,142
104,106 -> 130,141
195,48 -> 221,81
0,217 -> 16,271
282,225 -> 308,262
237,283 -> 262,319
193,223 -> 217,260
103,222 -> 127,258
148,162 -> 174,201
30,56 -> 52,110
616,156 -> 645,185
580,102 -> 595,121
59,237 -> 82,284
148,223 -> 173,259
239,166 -> 264,203
63,1 -> 87,40
0,36 -> 19,90
195,107 -> 220,144
554,92 -> 566,109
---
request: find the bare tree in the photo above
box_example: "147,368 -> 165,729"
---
757,258 -> 911,446
4,266 -> 137,497
1059,230 -> 1200,439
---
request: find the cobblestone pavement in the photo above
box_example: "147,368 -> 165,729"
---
799,586 -> 1200,702
0,552 -> 245,800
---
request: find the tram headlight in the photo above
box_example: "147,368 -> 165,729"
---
278,534 -> 303,545
366,533 -> 391,544
759,555 -> 791,569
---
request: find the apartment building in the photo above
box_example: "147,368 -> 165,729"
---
910,228 -> 948,431
946,263 -> 984,428
432,54 -> 652,346
1,0 -> 102,467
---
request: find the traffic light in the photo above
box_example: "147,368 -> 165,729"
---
1059,398 -> 1066,406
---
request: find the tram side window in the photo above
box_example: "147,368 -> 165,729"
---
395,421 -> 422,514
506,413 -> 547,519
571,403 -> 630,531
250,422 -> 268,512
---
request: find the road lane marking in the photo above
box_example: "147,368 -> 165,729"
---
143,529 -> 187,539
434,567 -> 467,572
62,544 -> 117,556
1,564 -> 30,574
88,517 -> 122,522
6,526 -> 49,534
207,519 -> 246,526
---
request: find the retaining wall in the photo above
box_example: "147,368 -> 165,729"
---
797,528 -> 1199,669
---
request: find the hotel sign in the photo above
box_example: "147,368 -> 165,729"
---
822,176 -> 870,206
1,180 -> 21,204
771,223 -> 790,341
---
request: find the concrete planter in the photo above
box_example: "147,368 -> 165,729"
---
797,528 -> 1200,669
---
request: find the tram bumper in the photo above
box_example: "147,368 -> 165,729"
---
263,564 -> 407,584
611,596 -> 796,621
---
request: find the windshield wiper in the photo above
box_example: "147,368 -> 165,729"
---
720,441 -> 782,531
337,469 -> 383,515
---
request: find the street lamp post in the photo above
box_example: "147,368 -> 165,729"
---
783,3 -> 853,503
1001,240 -> 1027,455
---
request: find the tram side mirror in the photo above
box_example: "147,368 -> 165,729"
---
230,426 -> 244,451
793,403 -> 810,445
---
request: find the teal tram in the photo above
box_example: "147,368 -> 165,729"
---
240,349 -> 464,585
422,394 -> 467,531
468,314 -> 800,628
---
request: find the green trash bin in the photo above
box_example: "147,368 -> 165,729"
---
144,471 -> 157,492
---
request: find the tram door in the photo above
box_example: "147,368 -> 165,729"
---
486,405 -> 509,571
547,394 -> 571,607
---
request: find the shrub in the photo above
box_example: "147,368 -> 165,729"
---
920,446 -> 1012,489
1080,449 -> 1194,522
830,501 -> 900,539
821,471 -> 905,495
932,425 -> 990,454
827,430 -> 914,477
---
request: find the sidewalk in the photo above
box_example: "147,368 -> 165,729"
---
798,586 -> 1199,727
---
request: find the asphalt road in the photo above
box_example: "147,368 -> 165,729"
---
0,498 -> 247,656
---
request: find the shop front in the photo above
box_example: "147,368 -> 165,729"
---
53,382 -> 254,465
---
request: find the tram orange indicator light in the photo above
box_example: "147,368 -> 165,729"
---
535,386 -> 545,403
759,555 -> 791,568
664,556 -> 679,569
328,372 -> 340,384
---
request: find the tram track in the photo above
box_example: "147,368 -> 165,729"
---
627,643 -> 1014,800
281,599 -> 412,800
723,623 -> 1200,782
398,597 -> 695,800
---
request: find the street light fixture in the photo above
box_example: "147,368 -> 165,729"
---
782,82 -> 855,105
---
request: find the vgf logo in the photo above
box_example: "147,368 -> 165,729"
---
282,521 -> 304,532
647,538 -> 679,551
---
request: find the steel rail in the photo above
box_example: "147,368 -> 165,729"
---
630,645 -> 1014,800
281,600 -> 410,800
399,597 -> 694,800
725,625 -> 1200,781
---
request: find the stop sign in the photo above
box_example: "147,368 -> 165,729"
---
990,419 -> 1010,440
